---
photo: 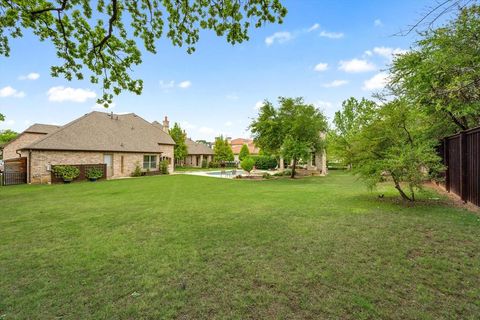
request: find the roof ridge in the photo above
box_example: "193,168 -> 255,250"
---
25,112 -> 95,150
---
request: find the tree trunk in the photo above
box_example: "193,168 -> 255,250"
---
392,174 -> 413,202
291,158 -> 297,178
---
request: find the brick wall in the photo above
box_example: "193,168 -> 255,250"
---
28,145 -> 175,184
2,133 -> 46,160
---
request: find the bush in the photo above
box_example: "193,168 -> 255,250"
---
160,160 -> 169,174
86,167 -> 103,180
262,172 -> 272,179
208,161 -> 219,168
131,162 -> 142,177
53,165 -> 80,181
201,159 -> 208,168
251,155 -> 277,170
283,168 -> 292,176
241,157 -> 255,174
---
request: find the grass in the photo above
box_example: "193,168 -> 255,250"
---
0,172 -> 479,319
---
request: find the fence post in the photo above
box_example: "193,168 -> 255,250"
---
443,138 -> 450,192
459,132 -> 468,202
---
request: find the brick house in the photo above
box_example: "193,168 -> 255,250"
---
1,111 -> 175,184
183,138 -> 214,167
229,138 -> 260,162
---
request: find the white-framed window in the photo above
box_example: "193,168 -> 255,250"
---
143,155 -> 157,170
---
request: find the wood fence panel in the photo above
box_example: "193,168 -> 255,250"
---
441,127 -> 480,207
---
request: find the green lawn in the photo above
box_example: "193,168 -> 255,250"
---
0,172 -> 479,319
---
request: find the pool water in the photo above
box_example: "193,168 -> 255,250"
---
205,170 -> 245,177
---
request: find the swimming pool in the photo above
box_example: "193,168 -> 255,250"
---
205,170 -> 245,177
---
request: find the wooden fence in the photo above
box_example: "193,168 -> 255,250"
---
51,164 -> 107,184
439,126 -> 480,207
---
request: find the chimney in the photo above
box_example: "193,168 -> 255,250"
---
162,116 -> 169,133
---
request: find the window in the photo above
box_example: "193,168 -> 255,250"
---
143,155 -> 157,170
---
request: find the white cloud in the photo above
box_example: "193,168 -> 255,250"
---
313,63 -> 329,72
363,72 -> 389,90
47,86 -> 96,102
319,30 -> 344,39
198,126 -> 216,135
0,119 -> 16,130
19,72 -> 40,80
226,93 -> 239,100
0,86 -> 25,98
307,23 -> 320,32
178,80 -> 192,89
339,59 -> 376,73
224,121 -> 233,127
371,46 -> 408,60
374,19 -> 383,27
254,101 -> 265,110
322,80 -> 348,88
93,102 -> 116,110
265,32 -> 293,46
159,80 -> 175,90
181,121 -> 197,130
315,100 -> 333,109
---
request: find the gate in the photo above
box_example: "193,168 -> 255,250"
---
1,157 -> 27,186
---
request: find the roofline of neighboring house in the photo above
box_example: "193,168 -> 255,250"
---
19,147 -> 173,153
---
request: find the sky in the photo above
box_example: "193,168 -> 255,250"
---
0,0 -> 435,141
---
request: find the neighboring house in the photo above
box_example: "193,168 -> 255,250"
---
3,111 -> 175,184
183,138 -> 214,167
229,138 -> 260,161
2,124 -> 61,160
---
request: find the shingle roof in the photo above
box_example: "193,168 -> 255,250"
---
23,111 -> 175,152
151,121 -> 163,130
24,123 -> 61,134
186,138 -> 214,155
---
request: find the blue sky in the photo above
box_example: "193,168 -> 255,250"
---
0,0 -> 432,141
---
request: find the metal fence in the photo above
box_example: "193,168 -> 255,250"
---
440,126 -> 480,207
1,157 -> 27,186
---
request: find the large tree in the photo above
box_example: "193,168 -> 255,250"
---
351,100 -> 443,202
329,97 -> 377,169
250,97 -> 327,178
390,5 -> 480,132
214,135 -> 234,162
169,123 -> 188,165
0,129 -> 17,159
0,0 -> 287,106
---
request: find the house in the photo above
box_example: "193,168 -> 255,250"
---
2,111 -> 175,184
2,124 -> 61,160
183,138 -> 214,167
229,138 -> 260,161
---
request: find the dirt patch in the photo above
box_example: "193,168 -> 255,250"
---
424,182 -> 480,214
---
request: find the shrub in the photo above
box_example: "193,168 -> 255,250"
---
252,155 -> 277,170
53,165 -> 80,181
201,159 -> 208,168
160,160 -> 169,174
208,161 -> 219,168
283,168 -> 292,176
262,172 -> 272,179
131,162 -> 142,177
241,157 -> 255,174
85,167 -> 103,180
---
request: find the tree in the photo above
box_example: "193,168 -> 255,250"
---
0,1 -> 287,106
0,129 -> 17,145
169,123 -> 188,165
351,100 -> 444,202
214,136 -> 234,162
389,5 -> 480,133
329,97 -> 377,169
250,97 -> 327,178
238,144 -> 250,161
240,156 -> 255,174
